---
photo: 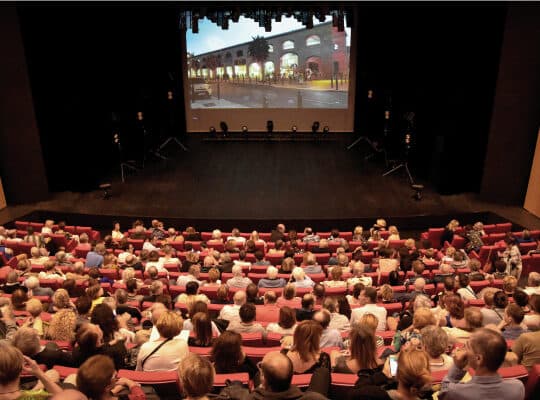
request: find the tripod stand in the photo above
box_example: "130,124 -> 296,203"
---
347,135 -> 388,163
114,136 -> 139,183
157,136 -> 188,153
382,159 -> 414,184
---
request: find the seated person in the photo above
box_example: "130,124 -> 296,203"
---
439,328 -> 525,400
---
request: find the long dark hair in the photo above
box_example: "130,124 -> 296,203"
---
192,312 -> 213,346
90,304 -> 118,342
211,331 -> 243,373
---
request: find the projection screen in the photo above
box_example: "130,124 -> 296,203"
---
183,15 -> 356,132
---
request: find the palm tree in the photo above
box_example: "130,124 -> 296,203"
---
248,36 -> 269,80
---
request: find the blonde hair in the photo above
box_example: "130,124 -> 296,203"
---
156,311 -> 183,339
359,313 -> 379,333
0,341 -> 23,385
46,309 -> 76,341
380,285 -> 394,302
397,348 -> 432,395
25,298 -> 43,317
413,307 -> 436,330
503,276 -> 518,293
53,289 -> 71,310
11,327 -> 40,356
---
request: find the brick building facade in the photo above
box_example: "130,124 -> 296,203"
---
188,21 -> 349,80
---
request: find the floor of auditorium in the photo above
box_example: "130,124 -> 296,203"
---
1,134 -> 539,231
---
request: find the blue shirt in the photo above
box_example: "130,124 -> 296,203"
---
85,251 -> 104,268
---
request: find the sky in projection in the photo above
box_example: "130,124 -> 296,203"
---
187,15 -> 351,56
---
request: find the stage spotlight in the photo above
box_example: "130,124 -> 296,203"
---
209,126 -> 216,135
137,111 -> 144,121
323,126 -> 329,134
291,125 -> 297,133
242,125 -> 248,134
267,120 -> 274,133
311,121 -> 320,133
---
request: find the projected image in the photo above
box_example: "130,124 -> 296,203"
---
186,16 -> 351,109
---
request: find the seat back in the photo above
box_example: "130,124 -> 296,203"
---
525,363 -> 540,399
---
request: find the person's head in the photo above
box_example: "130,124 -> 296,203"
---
313,309 -> 331,329
75,323 -> 103,354
216,284 -> 229,302
330,266 -> 343,281
505,303 -> 525,325
150,280 -> 164,296
412,260 -> 425,275
91,303 -> 119,342
192,312 -> 213,346
264,290 -> 277,304
156,310 -> 183,339
291,320 -> 322,362
25,298 -> 43,318
503,276 -> 518,294
395,348 -> 432,396
11,289 -> 28,310
493,290 -> 508,309
352,282 -> 365,300
494,260 -> 507,274
259,351 -> 293,392
277,306 -> 296,329
467,328 -> 508,372
481,288 -> 499,307
528,272 -> 540,288
232,264 -> 243,277
322,297 -> 338,314
281,257 -> 295,273
30,246 -> 40,258
363,287 -> 377,304
76,295 -> 92,316
443,276 -> 455,292
12,327 -> 41,356
211,331 -> 243,372
388,270 -> 400,286
313,283 -> 325,299
266,266 -> 279,279
421,326 -> 449,359
414,278 -> 426,293
444,294 -> 465,319
76,355 -> 116,399
457,273 -> 470,289
301,293 -> 315,310
86,284 -> 103,300
232,290 -> 246,306
178,353 -> 214,399
379,284 -> 394,302
239,303 -> 256,324
126,278 -> 138,294
413,308 -> 436,330
185,281 -> 200,296
53,288 -> 71,310
114,288 -> 128,305
513,289 -> 529,308
464,307 -> 483,331
0,341 -> 23,386
358,313 -> 379,333
305,253 -> 316,266
246,283 -> 259,301
283,284 -> 296,300
349,325 -> 378,369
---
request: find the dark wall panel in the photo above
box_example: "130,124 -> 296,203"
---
0,6 -> 49,203
481,5 -> 540,204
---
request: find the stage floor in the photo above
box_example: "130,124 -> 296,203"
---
1,134 -> 539,230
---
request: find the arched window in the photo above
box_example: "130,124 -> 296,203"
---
306,35 -> 321,46
282,40 -> 294,50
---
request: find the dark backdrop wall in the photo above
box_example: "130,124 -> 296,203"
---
17,4 -> 184,191
12,3 -> 515,197
481,5 -> 540,205
0,6 -> 49,204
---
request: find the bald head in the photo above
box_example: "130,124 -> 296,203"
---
414,278 -> 426,291
233,290 -> 246,306
261,351 -> 293,392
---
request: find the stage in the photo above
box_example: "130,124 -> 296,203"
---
1,134 -> 539,232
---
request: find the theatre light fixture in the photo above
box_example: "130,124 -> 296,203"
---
311,121 -> 320,133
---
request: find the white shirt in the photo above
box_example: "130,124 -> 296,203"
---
347,276 -> 373,288
143,242 -> 160,252
523,286 -> 540,296
219,304 -> 241,322
112,231 -> 124,240
350,303 -> 387,332
136,338 -> 188,371
145,261 -> 167,273
159,257 -> 180,266
228,236 -> 246,244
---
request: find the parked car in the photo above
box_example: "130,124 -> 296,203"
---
189,78 -> 212,97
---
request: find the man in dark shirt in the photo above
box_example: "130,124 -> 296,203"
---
296,294 -> 315,321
